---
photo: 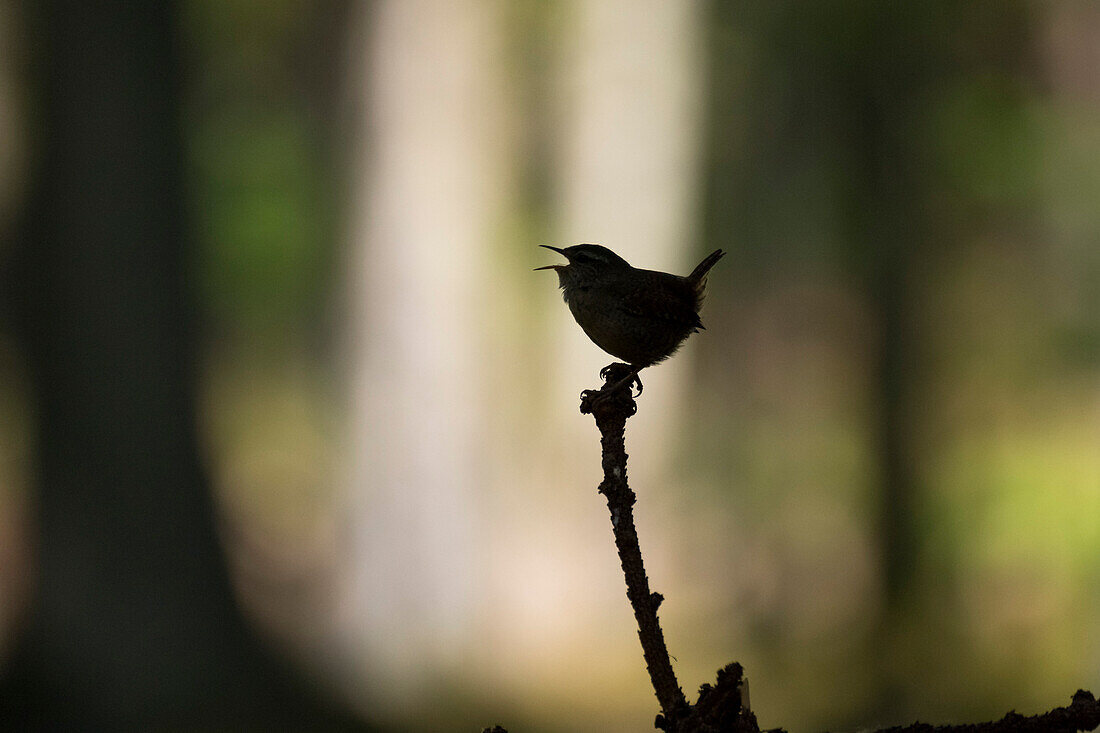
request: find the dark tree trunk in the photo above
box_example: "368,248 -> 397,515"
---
1,3 -> 359,729
843,3 -> 926,617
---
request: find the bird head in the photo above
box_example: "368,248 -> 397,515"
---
535,244 -> 630,288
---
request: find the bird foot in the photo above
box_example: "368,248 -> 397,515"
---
580,363 -> 641,417
598,363 -> 643,396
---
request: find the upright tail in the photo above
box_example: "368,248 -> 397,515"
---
688,249 -> 726,303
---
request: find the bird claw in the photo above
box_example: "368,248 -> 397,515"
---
580,363 -> 643,416
598,363 -> 626,381
598,363 -> 643,396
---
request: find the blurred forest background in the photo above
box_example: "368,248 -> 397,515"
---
0,1 -> 1099,731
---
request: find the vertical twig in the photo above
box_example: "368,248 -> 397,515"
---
581,364 -> 688,721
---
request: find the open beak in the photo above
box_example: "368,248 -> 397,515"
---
534,244 -> 567,271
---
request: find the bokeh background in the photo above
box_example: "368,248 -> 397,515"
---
1,1 -> 1099,731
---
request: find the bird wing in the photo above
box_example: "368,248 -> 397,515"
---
619,280 -> 703,330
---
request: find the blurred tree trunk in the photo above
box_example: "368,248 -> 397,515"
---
0,3 -> 354,729
701,0 -> 932,614
843,0 -> 1035,618
338,0 -> 511,710
843,3 -> 929,619
830,4 -> 1034,721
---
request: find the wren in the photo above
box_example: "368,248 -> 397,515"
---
537,244 -> 724,394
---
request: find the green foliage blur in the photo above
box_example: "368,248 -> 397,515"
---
183,0 -> 341,339
179,1 -> 343,563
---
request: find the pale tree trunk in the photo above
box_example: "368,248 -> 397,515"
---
336,0 -> 514,710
